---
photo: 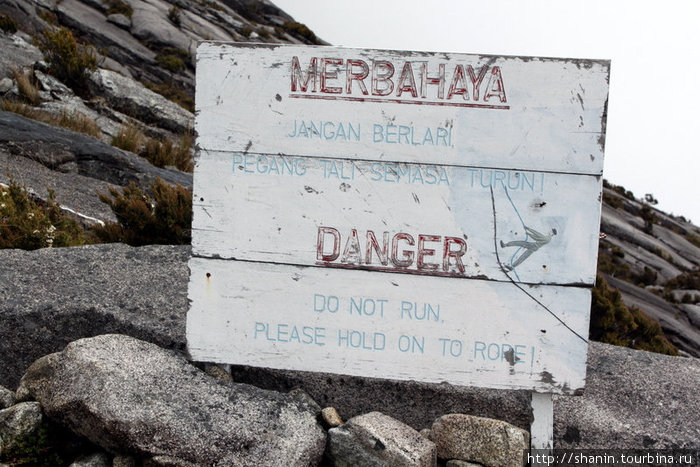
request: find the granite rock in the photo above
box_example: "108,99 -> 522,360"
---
430,414 -> 528,467
18,334 -> 326,466
327,411 -> 436,466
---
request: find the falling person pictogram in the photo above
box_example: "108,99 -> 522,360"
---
500,226 -> 557,270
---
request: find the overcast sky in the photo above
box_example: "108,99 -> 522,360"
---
272,0 -> 700,224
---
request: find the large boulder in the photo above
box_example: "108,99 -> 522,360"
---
0,110 -> 192,188
326,411 -> 436,466
0,32 -> 43,80
0,243 -> 190,390
18,334 -> 326,466
429,414 -> 528,467
87,69 -> 193,134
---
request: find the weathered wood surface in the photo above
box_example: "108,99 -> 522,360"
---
188,42 -> 610,394
192,151 -> 601,285
195,43 -> 609,174
187,259 -> 589,393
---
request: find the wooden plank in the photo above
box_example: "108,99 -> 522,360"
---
188,43 -> 609,393
187,259 -> 590,394
192,150 -> 602,286
530,392 -> 554,462
195,42 -> 609,175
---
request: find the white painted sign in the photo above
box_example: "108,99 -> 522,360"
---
187,42 -> 610,394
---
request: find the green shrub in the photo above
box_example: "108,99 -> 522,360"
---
142,79 -> 194,112
602,191 -> 623,209
140,132 -> 193,172
37,26 -> 98,92
111,121 -> 145,153
0,178 -> 90,250
239,25 -> 252,38
0,13 -> 18,33
597,243 -> 632,281
93,178 -> 192,245
282,21 -> 320,44
589,275 -> 678,356
106,0 -> 133,17
639,204 -> 656,234
632,266 -> 657,287
664,271 -> 700,290
37,8 -> 58,24
168,5 -> 181,26
156,54 -> 185,72
155,47 -> 190,73
256,27 -> 270,39
686,233 -> 700,248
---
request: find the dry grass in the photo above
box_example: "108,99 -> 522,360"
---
94,178 -> 192,245
111,121 -> 145,153
141,132 -> 193,172
109,121 -> 193,172
0,99 -> 102,138
12,68 -> 41,105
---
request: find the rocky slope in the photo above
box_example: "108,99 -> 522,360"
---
598,185 -> 700,356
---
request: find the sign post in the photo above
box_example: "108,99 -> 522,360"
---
188,43 -> 609,450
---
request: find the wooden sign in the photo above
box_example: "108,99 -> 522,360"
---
187,43 -> 610,394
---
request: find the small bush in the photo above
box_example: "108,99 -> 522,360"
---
111,121 -> 145,153
0,13 -> 18,34
239,25 -> 252,38
155,47 -> 190,73
665,271 -> 700,290
140,132 -> 193,172
256,27 -> 270,39
639,204 -> 656,234
56,110 -> 102,137
12,68 -> 41,105
602,191 -> 623,209
200,0 -> 224,11
282,21 -> 320,44
590,275 -> 678,356
156,54 -> 185,72
106,0 -> 133,17
0,178 -> 90,250
632,266 -> 657,287
37,9 -> 58,25
94,178 -> 192,246
37,26 -> 98,92
168,5 -> 181,26
597,243 -> 632,281
142,79 -> 194,112
686,233 -> 700,248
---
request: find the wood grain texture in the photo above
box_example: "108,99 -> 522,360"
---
188,42 -> 610,393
